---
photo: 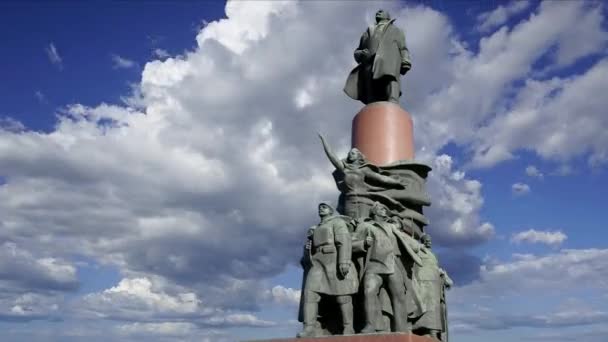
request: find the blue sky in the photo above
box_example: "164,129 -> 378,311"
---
1,1 -> 608,341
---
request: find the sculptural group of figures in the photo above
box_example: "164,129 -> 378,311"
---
297,136 -> 452,341
297,8 -> 451,341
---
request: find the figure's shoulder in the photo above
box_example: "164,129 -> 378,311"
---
327,215 -> 356,233
327,215 -> 352,225
346,161 -> 379,173
352,219 -> 374,235
361,162 -> 380,171
388,20 -> 405,36
357,218 -> 379,229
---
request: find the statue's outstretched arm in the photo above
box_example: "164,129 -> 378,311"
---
318,133 -> 345,172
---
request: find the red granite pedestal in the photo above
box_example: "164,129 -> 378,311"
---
254,333 -> 436,342
351,102 -> 415,166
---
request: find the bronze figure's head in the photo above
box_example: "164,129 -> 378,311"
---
375,9 -> 391,23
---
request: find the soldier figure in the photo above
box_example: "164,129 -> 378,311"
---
413,234 -> 453,341
298,203 -> 359,338
353,202 -> 423,333
344,9 -> 412,104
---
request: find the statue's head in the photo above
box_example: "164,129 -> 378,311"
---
375,9 -> 391,23
318,202 -> 334,218
371,201 -> 388,219
347,148 -> 365,163
421,233 -> 432,248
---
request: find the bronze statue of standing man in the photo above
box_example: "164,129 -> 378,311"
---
298,203 -> 358,338
413,234 -> 453,341
352,202 -> 424,333
344,9 -> 412,104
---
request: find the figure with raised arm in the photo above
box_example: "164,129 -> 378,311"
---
319,133 -> 405,219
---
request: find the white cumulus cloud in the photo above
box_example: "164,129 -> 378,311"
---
425,155 -> 495,247
1,1 -> 607,339
511,229 -> 567,247
268,285 -> 301,306
526,165 -> 544,179
512,182 -> 531,195
79,277 -> 201,320
450,248 -> 608,334
477,1 -> 531,32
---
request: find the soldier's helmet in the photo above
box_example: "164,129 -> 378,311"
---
318,201 -> 335,214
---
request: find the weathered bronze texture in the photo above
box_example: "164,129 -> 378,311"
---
344,10 -> 412,105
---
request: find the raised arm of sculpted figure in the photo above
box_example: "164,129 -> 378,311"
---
318,133 -> 345,172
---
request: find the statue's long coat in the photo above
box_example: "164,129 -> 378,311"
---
344,19 -> 411,103
298,215 -> 359,323
413,248 -> 449,332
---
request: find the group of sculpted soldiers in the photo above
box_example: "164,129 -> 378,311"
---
298,201 -> 452,340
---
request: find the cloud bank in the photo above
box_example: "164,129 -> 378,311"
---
1,0 -> 607,340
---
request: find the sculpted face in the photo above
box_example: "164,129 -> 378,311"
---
373,204 -> 388,218
375,10 -> 390,23
318,203 -> 333,217
423,235 -> 432,248
347,148 -> 362,163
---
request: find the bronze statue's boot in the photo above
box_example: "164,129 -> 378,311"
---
360,324 -> 376,334
297,325 -> 317,338
340,301 -> 354,335
388,79 -> 400,104
297,303 -> 320,338
361,302 -> 377,333
392,298 -> 410,332
393,313 -> 410,332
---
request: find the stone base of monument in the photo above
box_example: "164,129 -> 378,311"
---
253,333 -> 437,342
351,101 -> 415,166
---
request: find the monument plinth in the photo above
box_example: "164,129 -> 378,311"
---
258,333 -> 437,342
351,102 -> 414,165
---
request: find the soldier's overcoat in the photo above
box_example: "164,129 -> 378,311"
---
413,248 -> 450,331
303,216 -> 359,295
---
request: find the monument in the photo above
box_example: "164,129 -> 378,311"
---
259,9 -> 452,342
